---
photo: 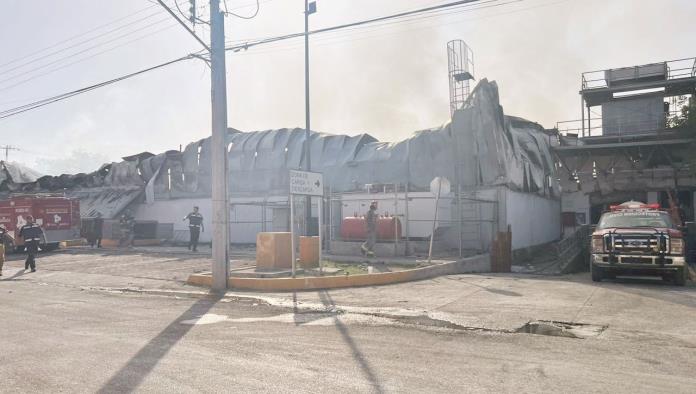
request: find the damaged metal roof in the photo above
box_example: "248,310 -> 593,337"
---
0,79 -> 559,218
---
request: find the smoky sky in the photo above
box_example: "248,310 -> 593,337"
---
1,0 -> 694,175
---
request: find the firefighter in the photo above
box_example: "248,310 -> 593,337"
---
361,201 -> 378,257
0,224 -> 7,276
183,206 -> 204,252
119,211 -> 135,248
89,212 -> 104,248
19,215 -> 45,272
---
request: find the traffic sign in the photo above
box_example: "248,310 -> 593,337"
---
289,170 -> 324,196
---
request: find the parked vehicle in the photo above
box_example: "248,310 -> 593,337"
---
590,201 -> 689,285
0,194 -> 81,252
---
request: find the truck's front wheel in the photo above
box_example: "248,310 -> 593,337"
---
591,264 -> 604,282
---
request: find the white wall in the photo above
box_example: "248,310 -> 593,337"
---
133,196 -> 291,244
504,188 -> 561,250
134,198 -> 212,243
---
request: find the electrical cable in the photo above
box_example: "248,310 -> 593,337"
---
0,3 -> 160,70
0,16 -> 175,87
223,0 -> 260,19
0,0 -> 556,120
0,23 -> 180,94
0,55 -> 196,120
0,9 -> 166,76
226,0 -> 509,53
224,0 -> 492,52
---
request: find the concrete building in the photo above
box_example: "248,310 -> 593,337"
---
555,57 -> 696,233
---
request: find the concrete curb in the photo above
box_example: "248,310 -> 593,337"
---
187,254 -> 490,291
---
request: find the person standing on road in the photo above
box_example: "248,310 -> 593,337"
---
183,206 -> 204,252
361,201 -> 378,257
119,211 -> 135,248
91,212 -> 103,248
0,224 -> 7,276
19,215 -> 45,273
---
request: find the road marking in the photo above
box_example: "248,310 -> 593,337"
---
180,314 -> 229,325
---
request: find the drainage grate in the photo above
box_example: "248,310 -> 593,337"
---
516,320 -> 607,339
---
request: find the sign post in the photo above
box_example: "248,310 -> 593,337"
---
289,170 -> 324,277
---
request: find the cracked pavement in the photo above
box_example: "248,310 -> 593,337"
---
1,248 -> 696,393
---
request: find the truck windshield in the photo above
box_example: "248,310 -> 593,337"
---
597,211 -> 673,229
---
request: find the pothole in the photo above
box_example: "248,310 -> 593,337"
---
516,320 -> 607,339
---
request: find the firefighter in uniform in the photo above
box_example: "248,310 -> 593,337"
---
19,215 -> 44,272
183,206 -> 204,252
119,211 -> 135,248
361,201 -> 378,257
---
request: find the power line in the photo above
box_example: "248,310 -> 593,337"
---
0,0 -> 541,120
0,23 -> 180,94
0,3 -> 160,70
0,145 -> 20,162
156,0 -> 211,51
229,0 -> 562,58
0,17 -> 175,89
0,8 -> 165,74
226,0 -> 513,55
0,55 -> 196,120
223,0 -> 494,53
223,0 -> 260,19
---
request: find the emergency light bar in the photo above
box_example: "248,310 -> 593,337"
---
609,202 -> 661,211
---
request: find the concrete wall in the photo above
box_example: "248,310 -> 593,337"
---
504,188 -> 561,250
134,198 -> 212,243
132,186 -> 561,251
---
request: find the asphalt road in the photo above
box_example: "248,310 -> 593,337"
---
1,249 -> 695,393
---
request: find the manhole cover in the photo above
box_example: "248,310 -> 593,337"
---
516,320 -> 606,339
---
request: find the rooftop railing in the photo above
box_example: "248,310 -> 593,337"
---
582,57 -> 696,90
555,110 -> 690,140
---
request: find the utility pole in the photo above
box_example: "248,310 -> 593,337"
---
0,145 -> 19,162
304,1 -> 316,235
210,0 -> 230,291
156,0 -> 228,291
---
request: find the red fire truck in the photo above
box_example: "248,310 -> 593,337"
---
0,194 -> 81,252
590,201 -> 689,285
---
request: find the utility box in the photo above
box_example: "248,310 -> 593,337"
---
256,232 -> 292,270
605,62 -> 667,87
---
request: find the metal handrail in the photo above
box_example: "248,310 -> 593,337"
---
581,57 -> 696,90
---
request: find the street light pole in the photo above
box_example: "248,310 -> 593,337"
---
210,0 -> 230,292
303,0 -> 316,235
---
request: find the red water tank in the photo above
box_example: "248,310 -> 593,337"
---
340,216 -> 402,241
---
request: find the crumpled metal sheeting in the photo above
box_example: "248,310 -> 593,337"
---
0,79 -> 558,205
139,154 -> 165,182
102,160 -> 144,187
151,79 -> 558,197
224,129 -> 376,194
0,161 -> 43,185
68,187 -> 143,219
452,81 -> 514,189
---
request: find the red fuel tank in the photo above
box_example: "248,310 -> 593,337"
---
340,216 -> 402,241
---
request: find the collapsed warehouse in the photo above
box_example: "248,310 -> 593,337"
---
0,79 -> 561,255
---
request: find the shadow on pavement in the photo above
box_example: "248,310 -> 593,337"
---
1,269 -> 27,281
97,293 -> 222,393
318,290 -> 384,394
